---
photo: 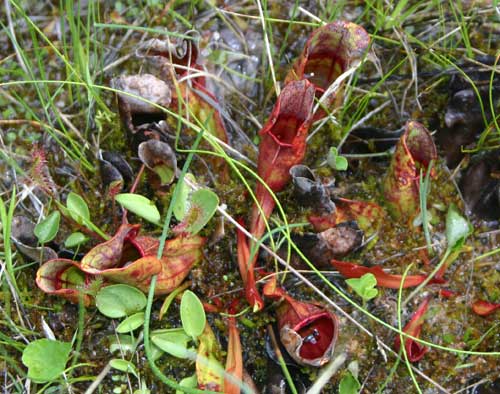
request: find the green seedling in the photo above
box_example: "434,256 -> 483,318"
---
96,284 -> 147,319
180,290 -> 206,340
151,328 -> 193,359
338,370 -> 361,394
346,273 -> 379,303
176,374 -> 197,394
173,173 -> 196,221
446,204 -> 472,252
22,339 -> 71,383
116,312 -> 145,333
109,358 -> 139,379
66,192 -> 90,224
61,192 -> 108,239
109,334 -> 137,354
327,147 -> 348,171
115,193 -> 161,225
64,232 -> 88,248
34,211 -> 60,244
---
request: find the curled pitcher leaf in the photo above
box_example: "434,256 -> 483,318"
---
36,259 -> 94,305
80,224 -> 162,288
239,80 -> 315,311
196,324 -> 225,391
286,21 -> 370,120
263,277 -> 339,367
81,224 -> 143,272
394,297 -> 431,362
331,260 -> 445,289
253,80 -> 315,206
383,121 -> 437,219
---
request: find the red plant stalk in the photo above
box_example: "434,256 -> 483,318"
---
471,300 -> 500,316
394,297 -> 431,362
224,302 -> 243,394
263,276 -> 339,367
331,259 -> 446,289
237,80 -> 316,311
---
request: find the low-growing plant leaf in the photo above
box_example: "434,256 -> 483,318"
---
96,284 -> 147,318
180,290 -> 206,339
64,232 -> 88,248
116,312 -> 145,333
346,273 -> 378,302
446,204 -> 471,251
109,359 -> 138,378
108,334 -> 136,354
134,387 -> 151,394
152,329 -> 193,359
327,147 -> 348,171
339,370 -> 361,394
173,173 -> 196,221
115,193 -> 161,225
22,339 -> 71,383
176,374 -> 198,394
34,211 -> 60,244
66,192 -> 90,224
174,189 -> 219,235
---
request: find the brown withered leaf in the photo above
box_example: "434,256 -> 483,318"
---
138,139 -> 177,186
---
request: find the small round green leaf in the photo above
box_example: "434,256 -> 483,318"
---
173,173 -> 196,221
346,273 -> 378,302
96,284 -> 147,318
34,211 -> 60,244
64,232 -> 88,248
22,339 -> 71,383
176,189 -> 219,235
108,334 -> 136,354
180,290 -> 206,339
109,359 -> 138,378
176,374 -> 197,394
66,192 -> 90,224
152,329 -> 192,359
339,370 -> 361,394
446,204 -> 471,251
116,312 -> 145,333
115,193 -> 161,225
327,147 -> 348,171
